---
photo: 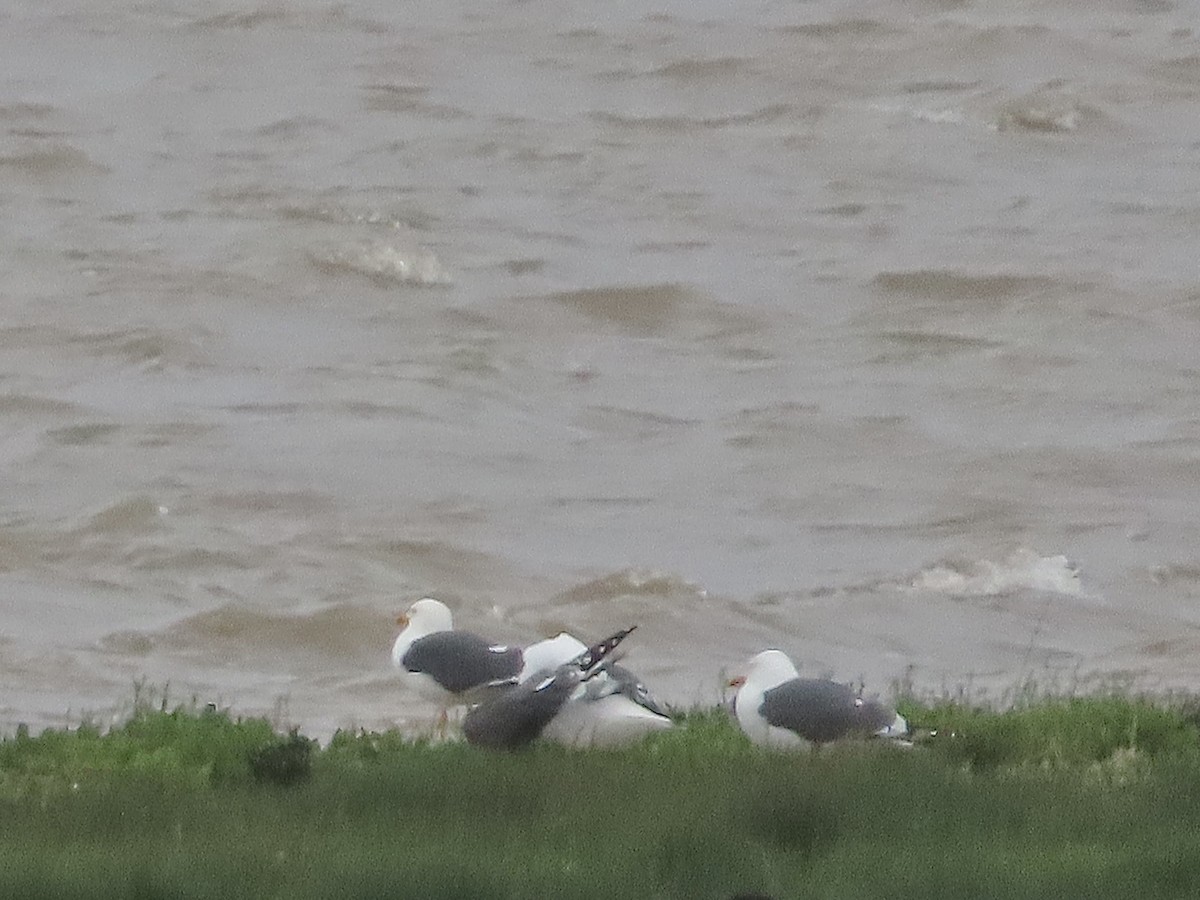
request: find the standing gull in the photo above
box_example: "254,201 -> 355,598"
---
728,650 -> 908,749
517,631 -> 672,748
463,627 -> 638,750
391,597 -> 523,731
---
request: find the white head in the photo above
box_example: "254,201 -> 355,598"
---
391,598 -> 454,668
397,597 -> 453,633
728,649 -> 804,748
746,649 -> 800,685
729,649 -> 800,694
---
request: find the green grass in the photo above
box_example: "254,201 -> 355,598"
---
4,695 -> 1200,898
906,694 -> 1200,769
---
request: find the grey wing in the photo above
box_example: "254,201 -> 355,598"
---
760,678 -> 893,744
594,663 -> 671,718
463,669 -> 579,750
855,698 -> 901,735
402,631 -> 523,694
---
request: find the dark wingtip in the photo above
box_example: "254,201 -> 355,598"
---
575,625 -> 638,674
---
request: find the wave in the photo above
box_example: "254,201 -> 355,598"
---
77,496 -> 170,537
991,89 -> 1113,134
588,104 -> 791,132
649,57 -> 752,81
0,393 -> 86,416
570,404 -> 699,441
274,200 -> 435,232
308,242 -> 449,286
906,549 -> 1085,598
721,401 -> 819,450
0,102 -> 56,121
44,424 -> 122,447
871,269 -> 1059,303
548,283 -> 689,332
0,144 -> 108,179
539,283 -> 761,340
552,568 -> 708,606
776,19 -> 895,39
902,79 -> 983,95
361,84 -> 468,120
190,7 -> 292,29
870,330 -> 1003,363
153,603 -> 390,664
502,258 -> 546,276
188,4 -> 391,34
68,327 -> 211,369
1148,564 -> 1200,587
1148,54 -> 1200,86
254,116 -> 339,139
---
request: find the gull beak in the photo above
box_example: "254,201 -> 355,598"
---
396,613 -> 410,628
727,675 -> 746,689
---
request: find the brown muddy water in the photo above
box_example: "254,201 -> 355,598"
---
3,0 -> 1200,739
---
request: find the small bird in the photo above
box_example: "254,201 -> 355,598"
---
463,626 -> 638,750
391,598 -> 523,733
728,650 -> 908,749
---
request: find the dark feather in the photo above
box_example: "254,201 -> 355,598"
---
401,631 -> 523,694
463,625 -> 637,750
759,678 -> 896,744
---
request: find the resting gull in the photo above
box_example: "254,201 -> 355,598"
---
728,650 -> 908,749
463,626 -> 639,750
517,631 -> 672,748
391,597 -> 523,731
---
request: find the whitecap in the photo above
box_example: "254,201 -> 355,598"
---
309,242 -> 450,286
907,548 -> 1084,598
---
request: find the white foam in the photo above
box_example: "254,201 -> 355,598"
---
311,242 -> 450,286
864,102 -> 966,126
911,107 -> 966,125
908,548 -> 1084,598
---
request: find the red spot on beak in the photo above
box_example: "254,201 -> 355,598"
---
728,675 -> 746,689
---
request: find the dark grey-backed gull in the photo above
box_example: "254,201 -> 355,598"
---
728,650 -> 907,749
463,627 -> 640,750
391,597 -> 522,731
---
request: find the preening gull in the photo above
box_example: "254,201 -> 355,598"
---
463,627 -> 640,750
517,632 -> 673,748
728,650 -> 908,749
391,598 -> 523,730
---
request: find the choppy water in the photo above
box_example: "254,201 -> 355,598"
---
3,0 -> 1200,738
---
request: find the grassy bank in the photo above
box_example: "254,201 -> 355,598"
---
4,695 -> 1200,899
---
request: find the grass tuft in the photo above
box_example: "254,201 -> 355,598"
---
248,729 -> 315,787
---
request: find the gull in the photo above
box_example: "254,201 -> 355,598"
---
390,597 -> 522,732
728,650 -> 908,749
464,627 -> 645,750
517,631 -> 673,748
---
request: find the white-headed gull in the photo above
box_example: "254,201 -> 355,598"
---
728,650 -> 907,749
515,630 -> 672,748
390,598 -> 522,731
463,627 -> 639,750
